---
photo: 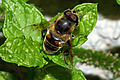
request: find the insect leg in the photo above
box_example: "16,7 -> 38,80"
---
41,28 -> 47,39
72,34 -> 87,39
62,40 -> 73,65
62,52 -> 68,65
67,40 -> 73,64
72,9 -> 83,21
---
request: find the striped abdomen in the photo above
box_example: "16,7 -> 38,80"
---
43,30 -> 64,54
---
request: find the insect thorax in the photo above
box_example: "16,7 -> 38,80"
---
55,17 -> 75,34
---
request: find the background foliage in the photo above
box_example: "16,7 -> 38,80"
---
116,0 -> 120,5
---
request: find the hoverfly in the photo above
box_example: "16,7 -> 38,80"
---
42,10 -> 86,64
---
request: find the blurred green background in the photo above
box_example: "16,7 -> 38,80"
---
28,0 -> 120,20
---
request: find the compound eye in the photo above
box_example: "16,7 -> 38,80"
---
70,15 -> 77,22
64,10 -> 72,16
66,11 -> 72,16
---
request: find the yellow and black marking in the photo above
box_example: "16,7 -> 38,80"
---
46,30 -> 61,47
43,30 -> 63,54
44,40 -> 58,51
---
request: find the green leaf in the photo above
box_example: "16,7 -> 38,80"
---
0,22 -> 3,31
0,3 -> 4,30
44,52 -> 73,69
116,0 -> 120,5
72,3 -> 97,47
33,63 -> 86,80
0,71 -> 18,80
0,0 -> 49,67
22,23 -> 49,43
0,37 -> 48,67
23,0 -> 29,2
72,68 -> 86,80
3,0 -> 47,39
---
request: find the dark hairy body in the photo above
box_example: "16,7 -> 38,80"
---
42,10 -> 79,64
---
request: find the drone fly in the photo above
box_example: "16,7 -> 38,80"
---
42,10 -> 82,64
